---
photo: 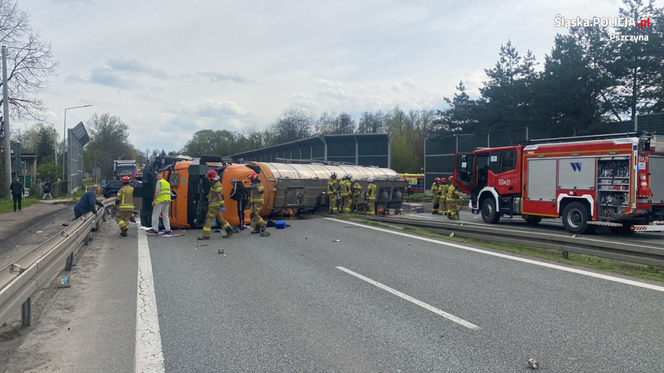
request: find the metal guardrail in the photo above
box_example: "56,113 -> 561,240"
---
368,217 -> 664,267
0,198 -> 115,327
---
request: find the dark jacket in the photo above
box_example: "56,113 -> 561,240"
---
44,183 -> 51,193
10,181 -> 24,196
74,190 -> 104,215
230,181 -> 248,202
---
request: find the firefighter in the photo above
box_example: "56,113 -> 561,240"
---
327,172 -> 339,214
446,177 -> 461,220
198,170 -> 233,240
115,176 -> 134,237
351,178 -> 362,212
365,177 -> 377,215
248,173 -> 267,234
431,178 -> 441,214
439,177 -> 449,216
340,174 -> 351,213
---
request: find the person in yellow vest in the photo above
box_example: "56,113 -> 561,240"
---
439,177 -> 449,216
351,178 -> 362,212
198,170 -> 233,240
147,173 -> 172,236
446,178 -> 461,220
431,178 -> 441,214
115,176 -> 134,237
327,172 -> 339,214
365,177 -> 377,215
248,173 -> 267,234
340,174 -> 352,213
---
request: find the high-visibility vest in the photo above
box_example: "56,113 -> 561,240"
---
208,180 -> 224,207
366,183 -> 376,201
118,185 -> 134,211
446,185 -> 459,200
155,179 -> 171,204
249,183 -> 264,203
431,183 -> 440,197
340,180 -> 350,197
352,182 -> 362,196
441,184 -> 449,197
327,178 -> 338,195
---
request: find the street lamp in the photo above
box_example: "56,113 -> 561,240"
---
62,105 -> 92,183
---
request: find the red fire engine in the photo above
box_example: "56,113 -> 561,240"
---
452,132 -> 664,233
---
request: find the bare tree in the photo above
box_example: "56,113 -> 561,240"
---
0,0 -> 57,120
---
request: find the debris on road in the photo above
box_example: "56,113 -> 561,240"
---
173,233 -> 185,237
449,232 -> 455,237
333,239 -> 341,242
528,358 -> 539,369
36,231 -> 43,234
218,249 -> 224,254
196,244 -> 209,248
58,276 -> 71,288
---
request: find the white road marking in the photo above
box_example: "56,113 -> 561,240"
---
328,219 -> 664,293
336,266 -> 479,330
135,228 -> 165,373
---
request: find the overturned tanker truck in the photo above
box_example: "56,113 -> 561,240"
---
134,154 -> 408,229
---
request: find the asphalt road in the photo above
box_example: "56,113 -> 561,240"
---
147,218 -> 664,372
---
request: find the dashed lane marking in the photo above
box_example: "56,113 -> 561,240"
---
336,266 -> 479,330
327,218 -> 664,293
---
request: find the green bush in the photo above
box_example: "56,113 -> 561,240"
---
37,163 -> 63,183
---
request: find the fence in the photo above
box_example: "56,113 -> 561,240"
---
424,113 -> 664,190
67,122 -> 89,195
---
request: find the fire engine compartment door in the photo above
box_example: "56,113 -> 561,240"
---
454,152 -> 474,190
651,155 -> 664,204
527,159 -> 557,201
558,157 -> 596,190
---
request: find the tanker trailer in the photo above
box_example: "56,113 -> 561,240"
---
236,162 -> 408,214
139,158 -> 408,230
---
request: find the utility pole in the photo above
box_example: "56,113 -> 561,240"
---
2,46 -> 11,200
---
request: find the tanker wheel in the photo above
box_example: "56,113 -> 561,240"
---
481,198 -> 500,224
562,202 -> 589,234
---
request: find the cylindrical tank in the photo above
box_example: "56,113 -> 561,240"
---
244,162 -> 407,214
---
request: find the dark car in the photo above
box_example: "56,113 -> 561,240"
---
103,180 -> 140,198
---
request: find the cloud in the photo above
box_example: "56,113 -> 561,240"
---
187,100 -> 248,117
88,67 -> 135,89
196,71 -> 252,84
107,58 -> 171,79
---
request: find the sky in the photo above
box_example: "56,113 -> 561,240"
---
17,0 -> 650,152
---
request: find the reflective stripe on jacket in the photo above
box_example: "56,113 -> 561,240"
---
249,183 -> 264,203
339,180 -> 350,197
366,183 -> 376,201
155,179 -> 171,204
208,180 -> 224,207
327,178 -> 338,195
118,185 -> 134,211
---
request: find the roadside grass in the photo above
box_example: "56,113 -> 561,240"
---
404,193 -> 430,203
331,214 -> 664,283
0,196 -> 41,215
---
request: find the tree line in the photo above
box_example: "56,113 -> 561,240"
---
440,0 -> 664,137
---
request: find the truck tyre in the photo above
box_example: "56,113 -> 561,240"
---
481,198 -> 500,224
524,216 -> 542,225
562,202 -> 589,234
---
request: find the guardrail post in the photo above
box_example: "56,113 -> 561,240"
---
84,233 -> 90,246
562,251 -> 569,259
65,253 -> 74,271
95,221 -> 100,230
21,297 -> 31,327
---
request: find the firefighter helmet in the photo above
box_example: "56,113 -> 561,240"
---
248,173 -> 258,181
434,177 -> 440,183
367,177 -> 375,183
206,170 -> 218,179
351,178 -> 357,183
345,173 -> 352,180
331,172 -> 337,179
441,177 -> 447,183
121,176 -> 130,183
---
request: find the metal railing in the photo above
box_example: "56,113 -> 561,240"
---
0,198 -> 115,327
368,217 -> 664,267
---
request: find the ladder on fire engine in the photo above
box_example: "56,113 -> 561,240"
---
526,132 -> 641,145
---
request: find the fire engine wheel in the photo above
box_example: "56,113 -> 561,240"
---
562,202 -> 589,234
481,198 -> 500,224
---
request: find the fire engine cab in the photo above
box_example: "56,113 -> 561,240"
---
453,132 -> 664,234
